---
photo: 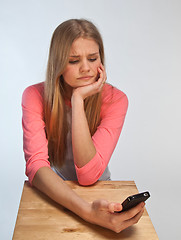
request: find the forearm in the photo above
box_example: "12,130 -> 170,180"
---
70,65 -> 106,168
32,167 -> 90,220
31,167 -> 145,233
71,94 -> 96,168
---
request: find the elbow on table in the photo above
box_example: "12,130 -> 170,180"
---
78,178 -> 98,186
75,153 -> 106,186
77,173 -> 101,186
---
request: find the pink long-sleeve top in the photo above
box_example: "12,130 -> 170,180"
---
22,82 -> 128,186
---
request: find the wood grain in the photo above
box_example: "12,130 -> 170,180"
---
13,181 -> 158,239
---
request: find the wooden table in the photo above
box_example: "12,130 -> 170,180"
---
13,181 -> 158,239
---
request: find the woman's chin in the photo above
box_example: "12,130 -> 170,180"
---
78,80 -> 96,87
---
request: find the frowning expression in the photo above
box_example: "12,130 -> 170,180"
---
62,37 -> 101,96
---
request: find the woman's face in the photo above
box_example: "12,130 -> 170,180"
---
62,37 -> 101,97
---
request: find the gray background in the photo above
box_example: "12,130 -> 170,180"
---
1,0 -> 181,239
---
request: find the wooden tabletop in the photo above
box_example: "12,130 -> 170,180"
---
13,181 -> 158,240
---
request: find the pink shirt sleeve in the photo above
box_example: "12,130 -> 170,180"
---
22,83 -> 128,186
75,84 -> 128,185
22,83 -> 51,185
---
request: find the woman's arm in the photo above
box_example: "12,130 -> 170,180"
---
32,167 -> 89,218
71,65 -> 128,185
71,65 -> 106,167
75,90 -> 128,185
71,93 -> 96,167
32,166 -> 145,233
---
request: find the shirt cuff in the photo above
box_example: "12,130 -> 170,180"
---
75,152 -> 105,186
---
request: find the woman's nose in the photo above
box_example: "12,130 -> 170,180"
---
80,60 -> 90,73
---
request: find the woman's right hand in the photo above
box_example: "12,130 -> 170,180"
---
85,199 -> 145,233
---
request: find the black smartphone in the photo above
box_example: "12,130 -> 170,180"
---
116,191 -> 150,213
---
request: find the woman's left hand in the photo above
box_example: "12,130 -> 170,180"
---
72,64 -> 106,101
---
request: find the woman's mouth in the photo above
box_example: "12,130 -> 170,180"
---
77,76 -> 93,80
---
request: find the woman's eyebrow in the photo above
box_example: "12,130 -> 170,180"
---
69,52 -> 99,57
88,52 -> 99,56
69,55 -> 79,58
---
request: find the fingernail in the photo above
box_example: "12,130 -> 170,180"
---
141,202 -> 145,207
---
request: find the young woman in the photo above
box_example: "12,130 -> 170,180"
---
22,19 -> 145,233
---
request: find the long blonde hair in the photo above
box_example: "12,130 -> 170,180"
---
44,19 -> 105,167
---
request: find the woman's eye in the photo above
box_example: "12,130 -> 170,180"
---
89,58 -> 97,62
69,60 -> 79,64
69,58 -> 97,64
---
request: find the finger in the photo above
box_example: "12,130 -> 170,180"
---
95,69 -> 105,90
108,203 -> 122,213
95,200 -> 122,213
108,203 -> 115,213
114,203 -> 123,212
97,67 -> 103,82
122,208 -> 144,230
99,64 -> 107,83
98,65 -> 106,82
100,63 -> 105,71
91,77 -> 104,91
97,68 -> 106,90
121,202 -> 145,221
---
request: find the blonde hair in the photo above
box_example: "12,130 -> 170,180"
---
44,19 -> 105,167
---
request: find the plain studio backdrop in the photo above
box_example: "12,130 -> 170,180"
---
0,0 -> 181,239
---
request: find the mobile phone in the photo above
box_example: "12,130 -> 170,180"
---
116,191 -> 150,213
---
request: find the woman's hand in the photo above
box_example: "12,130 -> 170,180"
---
72,64 -> 106,102
86,199 -> 145,233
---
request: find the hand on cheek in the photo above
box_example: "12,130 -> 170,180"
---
72,64 -> 107,101
97,64 -> 106,84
